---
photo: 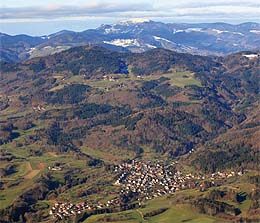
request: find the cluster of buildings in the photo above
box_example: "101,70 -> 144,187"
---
50,160 -> 244,220
114,160 -> 244,201
210,170 -> 243,180
50,198 -> 120,220
103,75 -> 119,82
32,105 -> 46,112
114,160 -> 200,200
50,202 -> 87,219
48,165 -> 63,171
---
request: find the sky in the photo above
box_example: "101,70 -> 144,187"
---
0,0 -> 259,36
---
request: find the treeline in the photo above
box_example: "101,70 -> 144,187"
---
45,84 -> 91,104
0,123 -> 20,145
127,48 -> 220,76
0,120 -> 35,145
143,208 -> 168,218
0,167 -> 102,223
27,46 -> 128,78
191,144 -> 259,173
207,189 -> 246,204
0,174 -> 60,223
192,198 -> 241,217
0,164 -> 16,177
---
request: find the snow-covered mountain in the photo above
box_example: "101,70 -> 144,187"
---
1,19 -> 260,62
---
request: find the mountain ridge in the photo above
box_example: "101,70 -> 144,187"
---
1,20 -> 259,62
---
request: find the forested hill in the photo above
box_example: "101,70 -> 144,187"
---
1,46 -> 259,171
0,45 -> 259,223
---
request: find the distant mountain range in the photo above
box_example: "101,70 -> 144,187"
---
1,19 -> 260,62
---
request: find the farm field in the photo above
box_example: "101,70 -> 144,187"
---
83,196 -> 226,223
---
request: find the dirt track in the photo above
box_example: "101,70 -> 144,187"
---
24,161 -> 42,179
24,170 -> 40,179
25,161 -> 32,171
48,152 -> 58,157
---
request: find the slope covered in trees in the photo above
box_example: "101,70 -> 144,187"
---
0,46 -> 259,222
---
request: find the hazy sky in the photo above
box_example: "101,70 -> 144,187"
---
1,0 -> 259,36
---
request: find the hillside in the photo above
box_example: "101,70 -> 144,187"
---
0,47 -> 259,222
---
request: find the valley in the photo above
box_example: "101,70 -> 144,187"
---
0,46 -> 259,222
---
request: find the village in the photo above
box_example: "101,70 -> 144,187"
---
113,160 -> 243,200
49,198 -> 120,220
50,160 -> 244,220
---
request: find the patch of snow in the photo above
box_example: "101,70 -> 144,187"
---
174,29 -> 184,33
41,36 -> 50,40
153,36 -> 173,43
173,28 -> 202,34
208,29 -> 243,35
28,47 -> 35,55
119,18 -> 151,25
223,31 -> 244,36
43,46 -> 52,49
211,30 -> 244,36
103,39 -> 141,47
211,29 -> 224,34
174,28 -> 244,36
146,44 -> 157,49
206,29 -> 244,36
186,28 -> 203,32
179,45 -> 196,51
250,30 -> 260,34
104,26 -> 121,34
209,29 -> 244,36
243,54 -> 259,59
